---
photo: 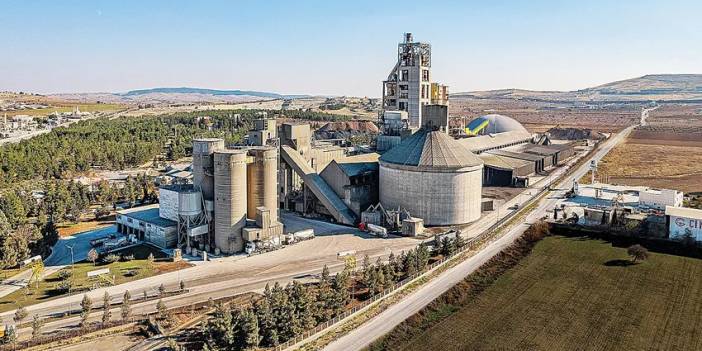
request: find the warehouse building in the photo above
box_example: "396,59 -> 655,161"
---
640,188 -> 684,210
521,143 -> 575,166
486,149 -> 547,174
666,206 -> 702,242
478,153 -> 533,187
116,204 -> 178,249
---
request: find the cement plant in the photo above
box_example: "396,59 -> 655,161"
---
2,3 -> 702,350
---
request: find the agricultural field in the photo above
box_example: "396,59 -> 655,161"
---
449,96 -> 641,133
590,126 -> 702,192
381,236 -> 702,351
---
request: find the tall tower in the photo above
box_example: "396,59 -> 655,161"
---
382,33 -> 433,128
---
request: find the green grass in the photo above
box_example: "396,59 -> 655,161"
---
393,236 -> 702,351
0,259 -> 155,313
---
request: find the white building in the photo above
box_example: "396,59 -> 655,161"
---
666,206 -> 702,242
639,188 -> 683,210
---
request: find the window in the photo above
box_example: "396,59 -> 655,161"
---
399,102 -> 407,111
399,84 -> 408,91
401,70 -> 409,81
422,69 -> 429,82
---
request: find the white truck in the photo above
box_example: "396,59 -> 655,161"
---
285,229 -> 315,244
367,224 -> 388,238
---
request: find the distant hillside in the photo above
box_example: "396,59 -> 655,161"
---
122,87 -> 287,99
50,87 -> 310,105
581,74 -> 702,95
454,74 -> 702,102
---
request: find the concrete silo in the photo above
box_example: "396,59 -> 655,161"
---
246,147 -> 278,221
213,149 -> 248,254
192,138 -> 225,201
379,129 -> 484,226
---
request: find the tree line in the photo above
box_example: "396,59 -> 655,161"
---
200,243 -> 444,350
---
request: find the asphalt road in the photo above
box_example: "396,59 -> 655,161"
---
324,125 -> 635,351
4,230 -> 419,338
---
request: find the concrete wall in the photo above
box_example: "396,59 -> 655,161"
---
214,150 -> 248,254
379,162 -> 482,226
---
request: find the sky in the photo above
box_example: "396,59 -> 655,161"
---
1,0 -> 701,97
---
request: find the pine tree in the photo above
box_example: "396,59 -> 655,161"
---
241,309 -> 260,348
13,306 -> 27,324
362,254 -> 371,285
31,314 -> 44,338
156,299 -> 169,321
331,268 -> 350,315
290,281 -> 315,330
102,291 -> 112,325
80,294 -> 93,327
255,298 -> 277,347
121,290 -> 131,321
2,324 -> 16,345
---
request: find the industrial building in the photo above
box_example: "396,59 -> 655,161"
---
379,127 -> 484,226
666,206 -> 702,242
641,188 -> 684,210
382,33 -> 449,128
320,153 -> 379,217
116,204 -> 177,249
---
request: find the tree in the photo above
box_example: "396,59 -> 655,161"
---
241,309 -> 260,348
159,283 -> 166,296
1,324 -> 16,345
13,306 -> 28,324
627,244 -> 649,263
102,291 -> 112,325
80,294 -> 93,327
88,248 -> 99,266
121,290 -> 132,321
156,299 -> 169,321
179,280 -> 186,291
31,314 -> 44,338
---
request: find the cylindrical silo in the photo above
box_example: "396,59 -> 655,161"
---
192,138 -> 224,201
214,150 -> 247,254
246,147 -> 278,222
378,129 -> 484,226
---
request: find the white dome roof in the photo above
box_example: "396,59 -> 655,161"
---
468,114 -> 528,134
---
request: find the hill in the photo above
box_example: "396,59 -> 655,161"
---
49,87 -> 309,105
454,74 -> 702,102
122,87 -> 299,99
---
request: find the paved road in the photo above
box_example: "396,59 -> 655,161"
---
4,230 -> 418,337
324,125 -> 635,351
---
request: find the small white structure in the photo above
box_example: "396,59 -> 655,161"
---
666,206 -> 702,242
639,188 -> 683,210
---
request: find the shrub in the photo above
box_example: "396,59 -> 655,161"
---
121,254 -> 135,262
102,254 -> 120,264
58,269 -> 73,281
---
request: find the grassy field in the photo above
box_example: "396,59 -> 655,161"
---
0,245 -> 186,313
386,236 -> 702,351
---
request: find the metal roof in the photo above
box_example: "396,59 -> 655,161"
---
379,129 -> 483,169
468,114 -> 529,134
665,206 -> 702,219
118,205 -> 177,228
337,162 -> 378,177
478,153 -> 532,171
457,131 -> 533,153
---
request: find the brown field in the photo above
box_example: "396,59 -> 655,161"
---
449,97 -> 640,133
594,127 -> 702,192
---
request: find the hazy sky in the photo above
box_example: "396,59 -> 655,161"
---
1,0 -> 700,96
